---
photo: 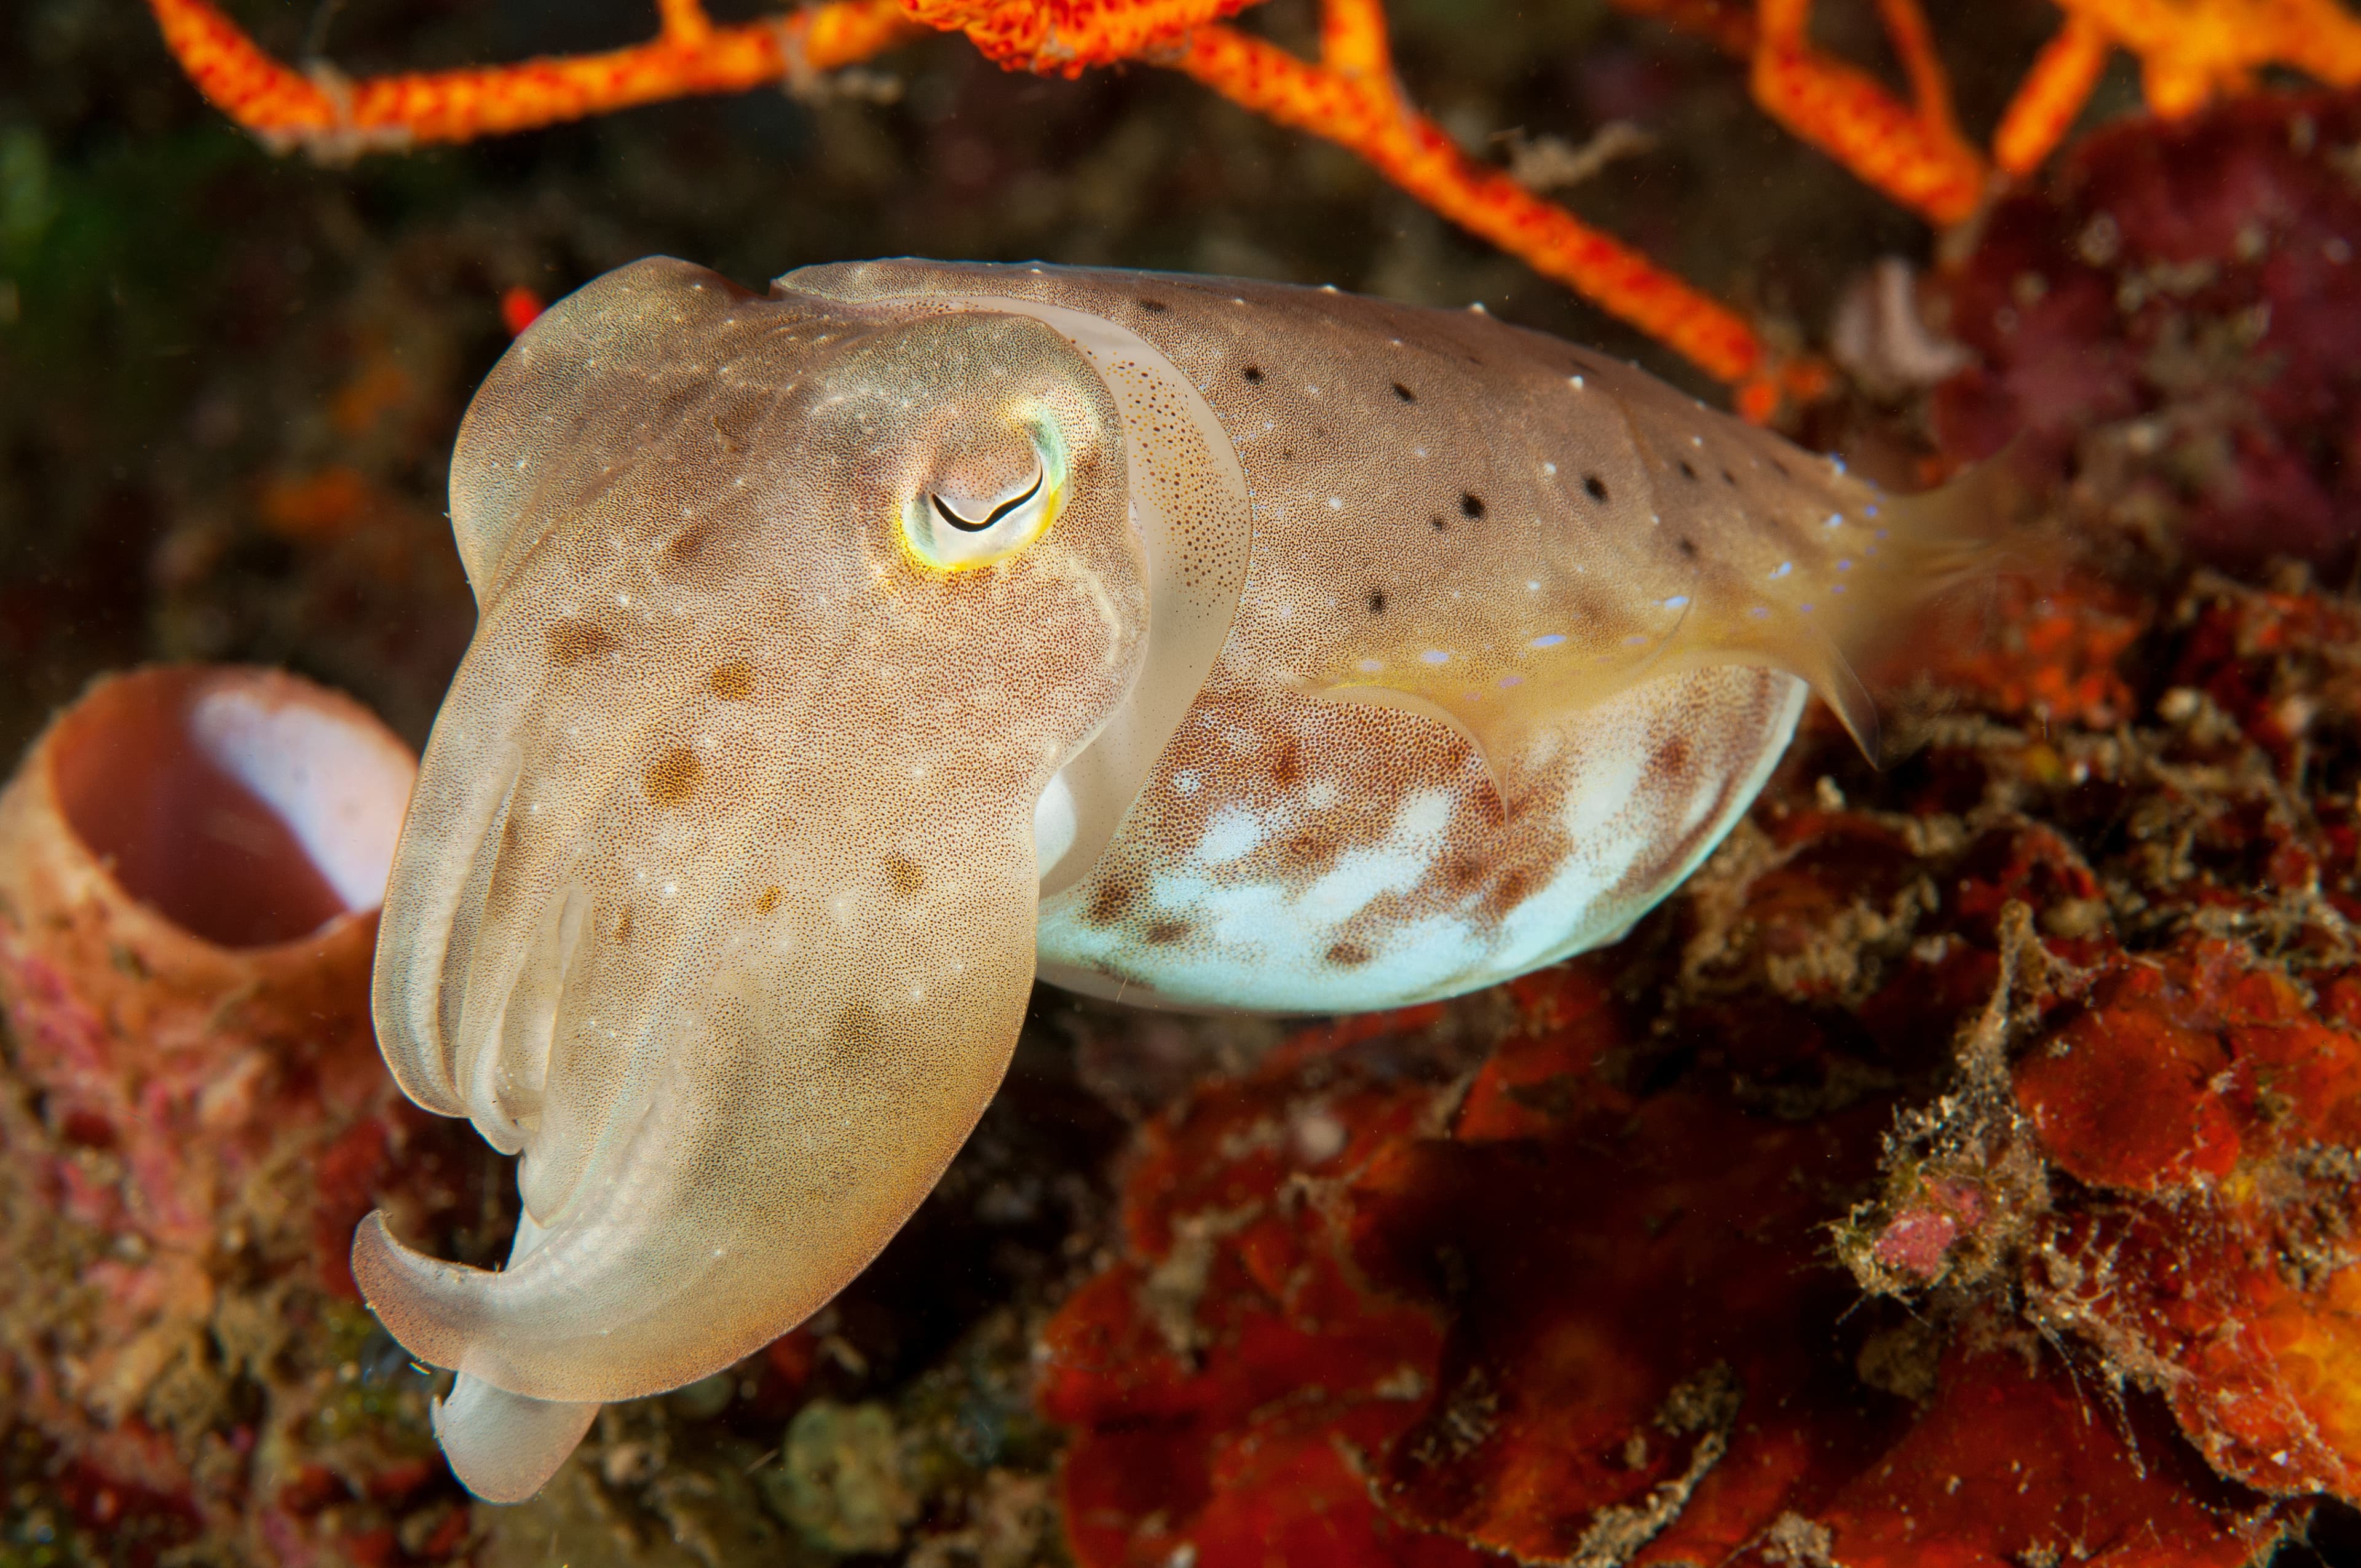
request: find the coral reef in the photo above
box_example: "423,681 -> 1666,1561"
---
1936,85 -> 2361,577
10,0 -> 2361,1560
0,665 -> 487,1562
1035,556 -> 2361,1564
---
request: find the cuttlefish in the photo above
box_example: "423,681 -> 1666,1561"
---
355,256 -> 1998,1501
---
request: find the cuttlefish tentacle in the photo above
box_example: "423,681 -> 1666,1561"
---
355,258 -> 1264,1498
357,256 -> 2013,1502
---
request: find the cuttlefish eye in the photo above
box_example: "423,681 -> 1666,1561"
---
900,416 -> 1067,571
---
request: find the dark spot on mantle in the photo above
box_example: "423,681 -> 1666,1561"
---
645,746 -> 702,806
1086,879 -> 1137,925
547,618 -> 614,667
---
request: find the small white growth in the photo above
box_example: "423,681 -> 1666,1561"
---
1292,1108 -> 1348,1163
1420,649 -> 1450,665
1356,659 -> 1383,673
1530,633 -> 1565,649
1771,561 -> 1793,578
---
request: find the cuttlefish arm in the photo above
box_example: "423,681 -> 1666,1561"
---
352,257 -> 1249,1498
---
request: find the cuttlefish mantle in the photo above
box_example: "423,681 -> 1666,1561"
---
354,256 -> 2009,1502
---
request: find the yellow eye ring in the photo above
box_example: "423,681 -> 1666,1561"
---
901,419 -> 1066,572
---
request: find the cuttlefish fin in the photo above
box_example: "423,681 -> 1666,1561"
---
431,1373 -> 601,1504
1760,619 -> 1883,764
1660,443 -> 2044,770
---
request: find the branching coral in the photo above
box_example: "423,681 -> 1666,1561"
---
141,0 -> 2361,418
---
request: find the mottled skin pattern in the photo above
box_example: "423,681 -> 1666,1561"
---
357,256 -> 1979,1503
1041,663 -> 1801,1013
797,261 -> 1895,1013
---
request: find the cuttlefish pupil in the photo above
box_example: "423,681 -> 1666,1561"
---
353,254 -> 2006,1507
933,466 -> 1043,531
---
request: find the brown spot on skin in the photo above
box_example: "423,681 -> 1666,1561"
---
1460,491 -> 1486,520
1677,459 -> 1698,481
645,746 -> 702,806
1277,828 -> 1342,876
1144,919 -> 1190,946
710,660 -> 756,700
1086,878 -> 1137,926
1583,474 -> 1610,503
1325,941 -> 1371,968
1367,590 -> 1387,615
1269,740 -> 1305,790
826,1002 -> 889,1063
1138,298 -> 1170,313
1241,366 -> 1264,384
1655,736 -> 1693,781
1679,537 -> 1699,559
1617,773 -> 1741,904
1392,382 -> 1417,403
1439,855 -> 1484,893
665,518 -> 716,566
614,905 -> 634,943
1481,866 -> 1538,922
755,887 -> 781,915
547,618 -> 614,667
886,855 -> 924,898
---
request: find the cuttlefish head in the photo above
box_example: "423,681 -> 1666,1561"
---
355,259 -> 1184,1489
